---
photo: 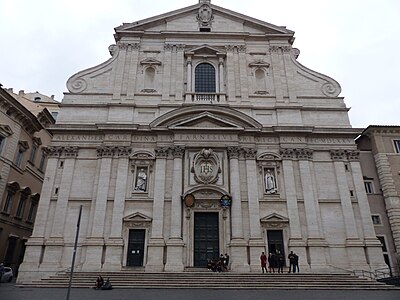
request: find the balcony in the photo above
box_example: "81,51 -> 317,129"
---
185,93 -> 226,104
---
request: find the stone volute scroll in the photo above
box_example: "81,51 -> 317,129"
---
191,148 -> 221,184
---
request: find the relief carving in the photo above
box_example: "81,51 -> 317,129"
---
191,148 -> 221,184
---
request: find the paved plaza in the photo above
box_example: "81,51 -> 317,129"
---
0,282 -> 399,300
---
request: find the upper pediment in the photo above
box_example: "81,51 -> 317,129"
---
114,1 -> 293,41
185,45 -> 225,56
169,112 -> 244,130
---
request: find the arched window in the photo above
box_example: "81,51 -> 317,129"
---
144,67 -> 156,90
195,63 -> 216,93
255,69 -> 266,92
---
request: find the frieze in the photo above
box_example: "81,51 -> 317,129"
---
269,45 -> 292,53
308,137 -> 354,145
194,200 -> 220,209
280,149 -> 295,159
53,135 -> 103,142
280,136 -> 306,144
105,134 -> 131,141
175,133 -> 237,142
347,150 -> 360,161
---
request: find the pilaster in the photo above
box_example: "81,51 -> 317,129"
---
146,147 -> 168,271
126,43 -> 140,99
165,146 -> 185,272
227,146 -> 249,272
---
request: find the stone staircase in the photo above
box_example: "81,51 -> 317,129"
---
19,271 -> 400,290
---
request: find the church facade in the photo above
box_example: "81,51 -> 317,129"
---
18,0 -> 386,282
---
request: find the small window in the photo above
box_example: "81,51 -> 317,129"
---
2,191 -> 15,214
199,27 -> 211,32
39,151 -> 46,171
394,140 -> 400,153
344,163 -> 350,171
15,194 -> 27,218
54,187 -> 59,195
27,201 -> 37,222
372,215 -> 381,225
377,236 -> 388,252
364,181 -> 374,194
29,145 -> 38,164
34,97 -> 41,102
350,190 -> 354,197
0,136 -> 5,153
15,149 -> 24,167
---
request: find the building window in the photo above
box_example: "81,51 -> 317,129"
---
364,181 -> 374,194
27,201 -> 38,222
372,215 -> 381,225
349,190 -> 354,197
394,140 -> 400,153
0,135 -> 5,154
29,144 -> 38,164
15,149 -> 24,167
2,191 -> 15,214
39,151 -> 46,171
15,194 -> 28,218
195,63 -> 216,93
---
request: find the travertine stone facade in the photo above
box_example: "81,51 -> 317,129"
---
18,0 -> 386,282
357,126 -> 400,273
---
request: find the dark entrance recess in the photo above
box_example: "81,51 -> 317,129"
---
127,229 -> 145,266
194,212 -> 219,267
267,230 -> 285,266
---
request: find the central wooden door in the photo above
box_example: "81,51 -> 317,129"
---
126,229 -> 145,266
194,212 -> 219,267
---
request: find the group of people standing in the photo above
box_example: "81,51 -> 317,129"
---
260,250 -> 299,273
207,253 -> 230,272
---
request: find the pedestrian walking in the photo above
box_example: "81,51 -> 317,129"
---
260,252 -> 267,273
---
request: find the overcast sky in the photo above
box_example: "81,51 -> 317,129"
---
1,0 -> 399,128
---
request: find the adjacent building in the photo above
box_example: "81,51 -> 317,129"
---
0,86 -> 55,274
357,126 -> 400,274
18,0 -> 388,283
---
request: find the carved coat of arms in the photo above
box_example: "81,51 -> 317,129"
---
191,148 -> 220,184
197,3 -> 213,27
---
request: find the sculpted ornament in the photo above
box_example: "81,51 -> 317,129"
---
191,148 -> 221,184
197,3 -> 213,27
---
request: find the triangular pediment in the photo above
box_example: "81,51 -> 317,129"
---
260,213 -> 289,223
115,2 -> 293,40
140,58 -> 162,66
186,45 -> 225,56
169,112 -> 244,130
123,212 -> 152,223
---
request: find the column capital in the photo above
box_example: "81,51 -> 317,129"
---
63,146 -> 79,158
44,146 -> 63,157
242,147 -> 257,159
97,146 -> 115,158
330,149 -> 347,161
171,145 -> 185,158
116,146 -> 132,157
296,149 -> 313,160
347,150 -> 360,161
227,146 -> 240,159
155,147 -> 169,158
280,148 -> 295,159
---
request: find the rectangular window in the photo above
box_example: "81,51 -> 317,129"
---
15,150 -> 24,167
15,194 -> 27,218
372,215 -> 381,225
2,191 -> 15,213
394,140 -> 400,153
364,181 -> 374,194
39,151 -> 46,171
0,136 -> 5,153
27,202 -> 37,222
29,145 -> 38,164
